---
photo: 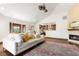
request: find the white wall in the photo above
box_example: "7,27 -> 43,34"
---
0,14 -> 33,42
35,4 -> 74,39
36,13 -> 69,39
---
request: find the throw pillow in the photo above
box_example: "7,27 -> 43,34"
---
22,34 -> 31,42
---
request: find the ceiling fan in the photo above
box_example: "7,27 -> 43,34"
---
38,3 -> 48,13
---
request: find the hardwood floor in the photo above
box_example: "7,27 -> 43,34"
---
0,44 -> 13,56
0,38 -> 79,56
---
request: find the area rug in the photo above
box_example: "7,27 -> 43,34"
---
20,41 -> 79,56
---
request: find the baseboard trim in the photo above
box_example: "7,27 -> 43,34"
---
45,37 -> 68,41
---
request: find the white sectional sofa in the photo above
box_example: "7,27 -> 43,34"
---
3,33 -> 45,55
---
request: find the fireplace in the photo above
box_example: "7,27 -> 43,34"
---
68,34 -> 79,44
69,34 -> 79,41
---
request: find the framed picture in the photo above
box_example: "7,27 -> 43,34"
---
22,25 -> 26,33
9,22 -> 26,33
39,23 -> 56,31
50,24 -> 56,30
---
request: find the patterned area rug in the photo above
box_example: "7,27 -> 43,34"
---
20,41 -> 79,56
1,40 -> 79,56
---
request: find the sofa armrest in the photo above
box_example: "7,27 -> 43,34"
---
3,38 -> 17,55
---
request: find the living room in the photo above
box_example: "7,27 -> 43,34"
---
0,3 -> 79,56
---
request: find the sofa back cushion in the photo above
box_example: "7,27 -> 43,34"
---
8,33 -> 22,42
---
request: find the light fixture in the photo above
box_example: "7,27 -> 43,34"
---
38,3 -> 48,13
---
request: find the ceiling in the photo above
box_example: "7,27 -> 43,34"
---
52,3 -> 75,14
0,3 -> 75,24
0,3 -> 58,23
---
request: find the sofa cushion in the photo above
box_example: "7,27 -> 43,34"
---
8,33 -> 22,40
36,34 -> 41,38
17,38 -> 44,51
